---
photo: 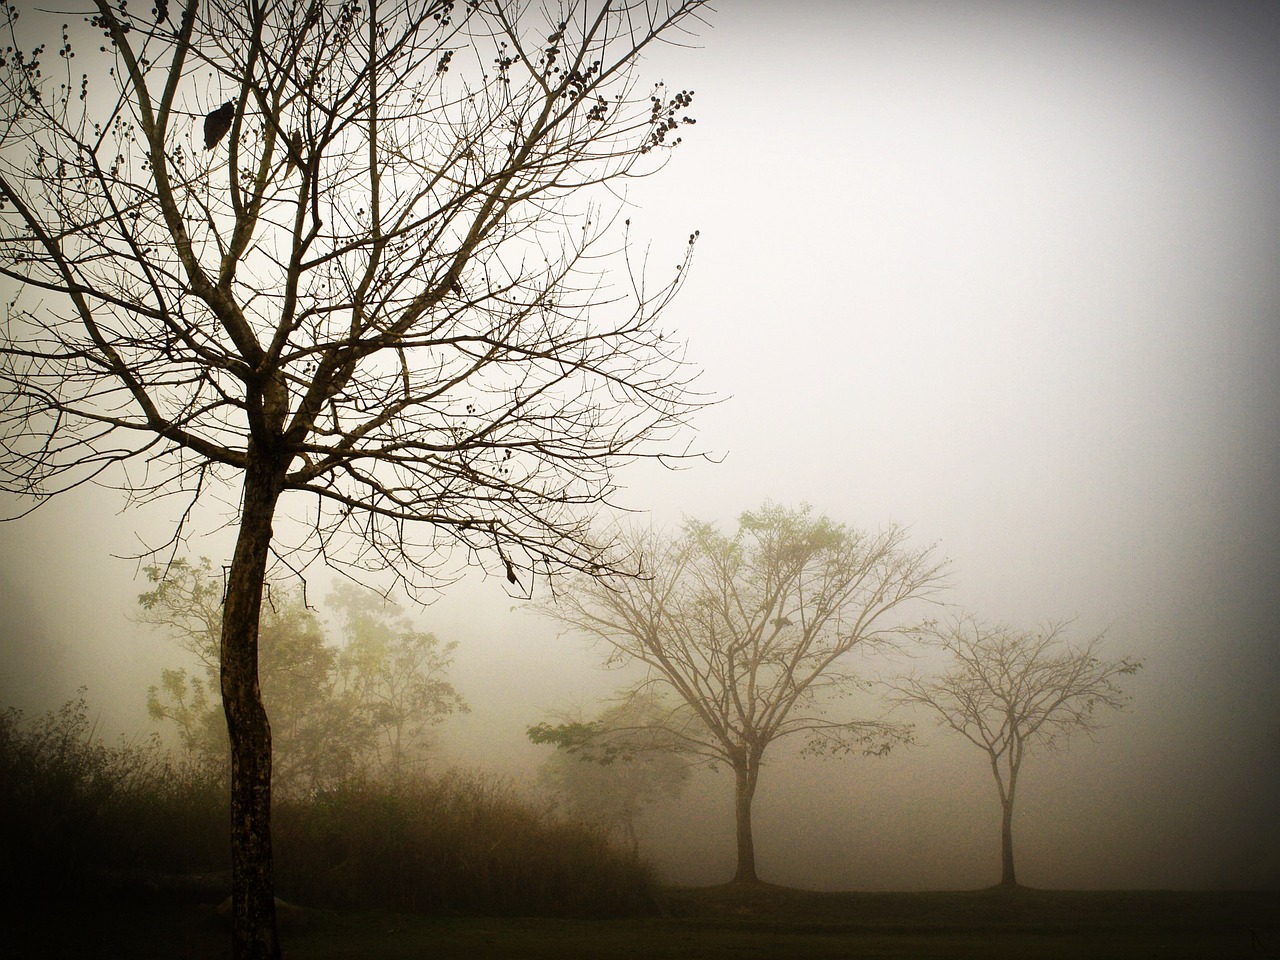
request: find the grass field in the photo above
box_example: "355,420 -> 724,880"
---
5,883 -> 1276,959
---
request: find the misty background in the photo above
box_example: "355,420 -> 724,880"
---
1,0 -> 1276,891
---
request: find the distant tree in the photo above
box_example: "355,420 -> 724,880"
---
146,667 -> 225,779
536,503 -> 947,883
137,558 -> 229,777
140,558 -> 372,795
892,616 -> 1143,887
140,559 -> 466,792
0,1 -> 710,952
530,691 -> 691,851
328,582 -> 468,779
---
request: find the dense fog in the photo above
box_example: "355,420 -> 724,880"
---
1,0 -> 1276,892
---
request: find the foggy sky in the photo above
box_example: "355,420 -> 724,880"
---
1,0 -> 1277,891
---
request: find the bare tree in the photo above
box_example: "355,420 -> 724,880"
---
892,616 -> 1143,887
536,503 -> 948,884
0,0 -> 710,954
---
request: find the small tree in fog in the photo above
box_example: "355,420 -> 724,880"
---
148,619 -> 357,798
531,691 -> 691,851
536,503 -> 947,883
892,616 -> 1142,887
0,1 -> 710,952
141,558 -> 366,794
329,582 -> 468,779
140,558 -> 465,791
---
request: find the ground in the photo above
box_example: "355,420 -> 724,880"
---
4,883 -> 1276,959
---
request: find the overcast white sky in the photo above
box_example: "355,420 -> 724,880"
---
1,0 -> 1276,890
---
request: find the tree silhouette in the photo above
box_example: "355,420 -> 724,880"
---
0,1 -> 710,954
535,503 -> 947,883
892,616 -> 1143,887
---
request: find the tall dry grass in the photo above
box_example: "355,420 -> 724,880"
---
0,694 -> 655,916
275,771 -> 656,915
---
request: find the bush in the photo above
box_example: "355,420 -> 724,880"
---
0,693 -> 227,900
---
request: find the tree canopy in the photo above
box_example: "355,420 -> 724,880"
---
0,0 -> 709,586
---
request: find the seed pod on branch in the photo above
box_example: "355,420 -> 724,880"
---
203,101 -> 234,150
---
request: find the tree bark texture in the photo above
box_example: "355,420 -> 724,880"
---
221,452 -> 288,960
732,758 -> 760,884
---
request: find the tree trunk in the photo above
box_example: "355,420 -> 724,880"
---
991,745 -> 1020,888
732,758 -> 760,884
221,454 -> 287,960
999,798 -> 1017,887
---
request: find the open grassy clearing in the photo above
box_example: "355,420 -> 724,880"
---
5,885 -> 1275,959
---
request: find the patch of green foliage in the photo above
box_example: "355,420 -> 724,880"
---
138,559 -> 469,795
